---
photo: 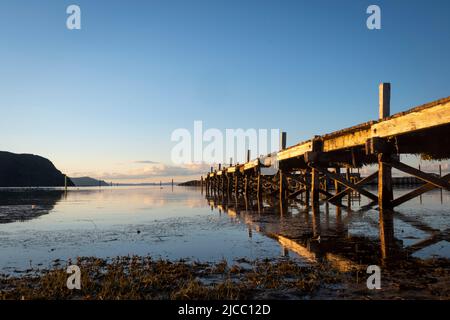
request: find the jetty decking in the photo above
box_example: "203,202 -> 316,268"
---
203,83 -> 450,210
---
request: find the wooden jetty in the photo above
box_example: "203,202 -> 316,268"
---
203,84 -> 450,210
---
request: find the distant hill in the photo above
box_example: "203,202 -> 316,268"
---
70,177 -> 110,187
0,151 -> 74,187
178,180 -> 201,186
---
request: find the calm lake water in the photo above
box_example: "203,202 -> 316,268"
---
0,186 -> 448,274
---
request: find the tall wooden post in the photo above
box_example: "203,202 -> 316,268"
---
379,82 -> 390,119
280,132 -> 287,150
378,83 -> 393,209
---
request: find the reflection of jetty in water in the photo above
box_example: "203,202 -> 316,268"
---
0,190 -> 65,224
206,192 -> 449,270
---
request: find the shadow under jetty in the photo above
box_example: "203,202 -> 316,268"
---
206,191 -> 448,272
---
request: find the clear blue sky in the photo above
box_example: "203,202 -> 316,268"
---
0,0 -> 449,182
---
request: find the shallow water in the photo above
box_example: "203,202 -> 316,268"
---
0,186 -> 448,274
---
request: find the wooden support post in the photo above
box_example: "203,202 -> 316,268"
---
379,208 -> 395,264
234,173 -> 238,198
310,137 -> 323,207
305,169 -> 310,206
257,171 -> 261,199
311,168 -> 320,206
331,167 -> 342,205
221,175 -> 225,195
247,150 -> 251,163
346,167 -> 351,208
378,154 -> 393,209
378,83 -> 393,209
312,204 -> 321,237
279,170 -> 288,201
334,167 -> 341,194
279,170 -> 283,200
244,174 -> 248,195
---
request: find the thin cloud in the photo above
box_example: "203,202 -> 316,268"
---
134,160 -> 159,164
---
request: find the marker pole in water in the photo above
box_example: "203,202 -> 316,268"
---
440,164 -> 443,204
200,176 -> 203,194
64,174 -> 67,192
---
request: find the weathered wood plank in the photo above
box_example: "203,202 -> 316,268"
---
243,159 -> 259,171
227,166 -> 237,173
323,128 -> 371,152
277,141 -> 312,161
371,99 -> 450,138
